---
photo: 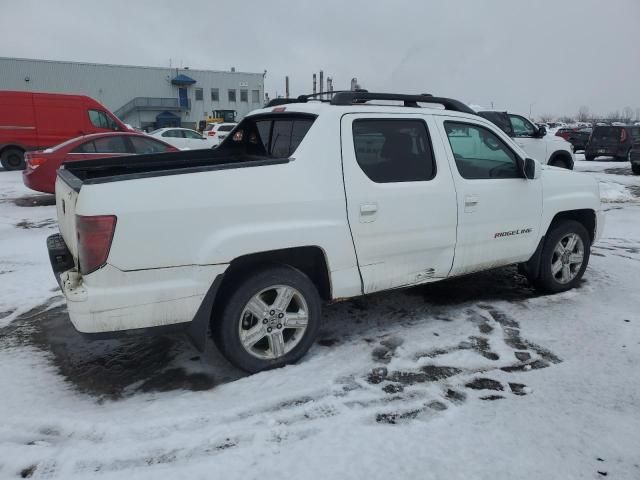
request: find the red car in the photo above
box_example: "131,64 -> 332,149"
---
22,132 -> 177,194
1,91 -> 130,170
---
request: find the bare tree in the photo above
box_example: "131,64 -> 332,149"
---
538,113 -> 554,122
606,111 -> 620,122
576,106 -> 590,122
559,115 -> 575,124
622,106 -> 634,123
635,108 -> 640,122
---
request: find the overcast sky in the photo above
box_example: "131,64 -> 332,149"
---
2,0 -> 639,118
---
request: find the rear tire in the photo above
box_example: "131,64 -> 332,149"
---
212,265 -> 321,373
0,148 -> 25,170
584,154 -> 595,161
528,220 -> 591,294
632,164 -> 640,175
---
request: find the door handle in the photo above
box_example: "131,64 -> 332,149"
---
359,203 -> 378,223
464,195 -> 479,212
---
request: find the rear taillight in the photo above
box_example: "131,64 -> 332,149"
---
620,129 -> 627,143
27,157 -> 47,169
76,215 -> 117,275
207,131 -> 216,136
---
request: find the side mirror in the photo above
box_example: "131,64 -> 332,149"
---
524,157 -> 540,179
536,125 -> 547,138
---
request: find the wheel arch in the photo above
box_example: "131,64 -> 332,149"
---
523,209 -> 596,281
215,245 -> 332,303
548,209 -> 596,242
548,150 -> 574,169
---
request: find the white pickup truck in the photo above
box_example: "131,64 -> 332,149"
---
48,92 -> 604,373
477,110 -> 575,169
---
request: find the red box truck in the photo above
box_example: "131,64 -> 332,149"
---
0,91 -> 129,170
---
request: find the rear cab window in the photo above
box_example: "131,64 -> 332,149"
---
216,114 -> 315,159
592,126 -> 623,141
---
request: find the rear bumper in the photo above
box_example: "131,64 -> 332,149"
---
47,234 -> 228,336
585,146 -> 628,158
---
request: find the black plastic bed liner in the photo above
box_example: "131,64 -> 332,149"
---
59,149 -> 289,191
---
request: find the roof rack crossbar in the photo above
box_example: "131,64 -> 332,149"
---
329,92 -> 476,114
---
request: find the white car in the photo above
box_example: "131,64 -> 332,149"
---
203,122 -> 237,146
148,127 -> 214,150
49,92 -> 603,373
478,111 -> 575,169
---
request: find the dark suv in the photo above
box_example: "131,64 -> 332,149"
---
585,126 -> 640,161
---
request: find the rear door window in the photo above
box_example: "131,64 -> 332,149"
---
129,136 -> 172,154
92,136 -> 129,153
352,119 -> 436,183
72,141 -> 97,153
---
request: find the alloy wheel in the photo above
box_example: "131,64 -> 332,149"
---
550,233 -> 584,284
238,285 -> 309,360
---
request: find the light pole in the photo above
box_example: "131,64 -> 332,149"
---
529,102 -> 535,119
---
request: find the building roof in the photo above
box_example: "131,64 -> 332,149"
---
0,56 -> 264,76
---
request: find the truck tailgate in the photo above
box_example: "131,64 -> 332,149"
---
55,172 -> 80,261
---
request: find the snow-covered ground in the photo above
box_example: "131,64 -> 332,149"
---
1,157 -> 639,479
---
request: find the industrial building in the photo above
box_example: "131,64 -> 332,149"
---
0,57 -> 265,130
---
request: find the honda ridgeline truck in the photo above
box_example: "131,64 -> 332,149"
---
47,92 -> 604,373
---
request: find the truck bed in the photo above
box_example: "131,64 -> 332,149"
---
59,148 -> 288,190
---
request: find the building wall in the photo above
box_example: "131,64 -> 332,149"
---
0,57 -> 265,129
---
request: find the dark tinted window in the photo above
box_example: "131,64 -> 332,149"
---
93,136 -> 129,153
130,136 -> 172,154
211,88 -> 219,102
592,126 -> 622,141
444,121 -> 521,179
217,115 -> 315,159
352,119 -> 435,183
72,141 -> 97,153
195,88 -> 203,101
478,111 -> 513,136
628,127 -> 640,140
218,124 -> 235,132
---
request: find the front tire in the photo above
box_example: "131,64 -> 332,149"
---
529,220 -> 591,293
1,148 -> 25,170
212,265 -> 321,373
632,164 -> 640,175
585,154 -> 595,161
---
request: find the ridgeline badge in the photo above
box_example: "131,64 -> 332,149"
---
494,228 -> 532,239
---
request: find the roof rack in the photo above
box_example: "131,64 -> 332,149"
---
264,90 -> 362,108
330,92 -> 476,114
265,91 -> 476,115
